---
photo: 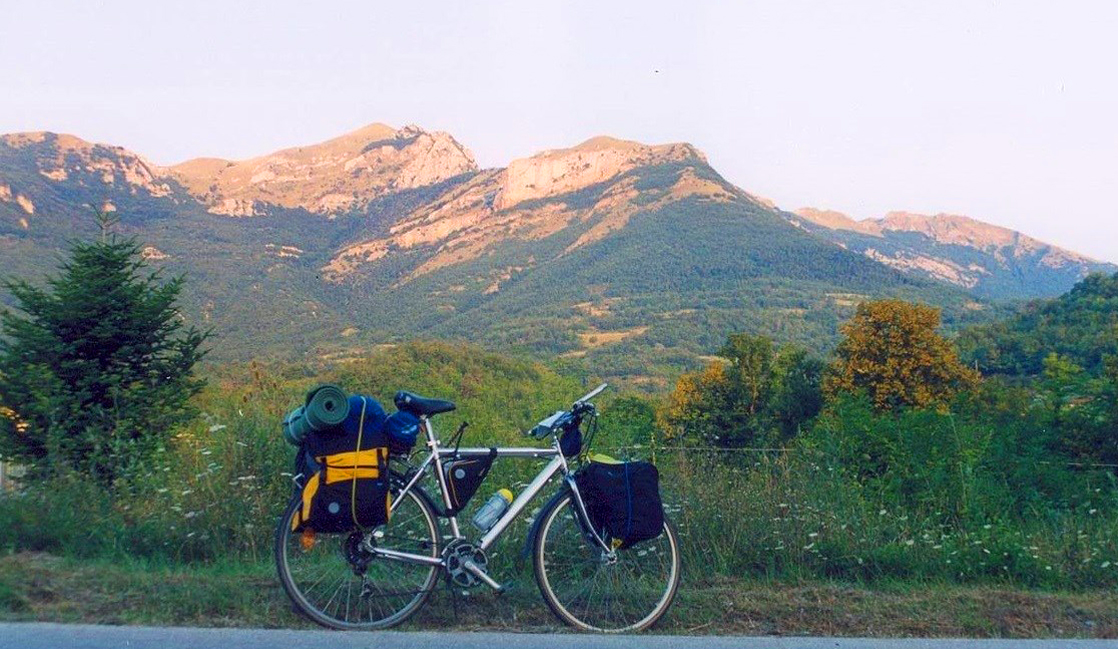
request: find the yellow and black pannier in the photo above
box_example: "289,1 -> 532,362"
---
291,395 -> 391,533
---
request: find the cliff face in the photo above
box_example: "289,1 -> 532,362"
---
323,136 -> 736,281
497,136 -> 705,209
165,124 -> 478,216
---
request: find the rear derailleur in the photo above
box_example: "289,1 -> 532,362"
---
344,531 -> 375,576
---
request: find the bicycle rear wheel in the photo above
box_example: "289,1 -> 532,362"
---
532,492 -> 681,632
275,476 -> 440,629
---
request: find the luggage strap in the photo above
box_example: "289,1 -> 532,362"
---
322,449 -> 384,483
350,397 -> 368,528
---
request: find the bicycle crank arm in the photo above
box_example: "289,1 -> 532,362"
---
461,559 -> 504,593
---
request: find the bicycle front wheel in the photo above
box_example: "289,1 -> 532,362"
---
275,476 -> 440,630
532,493 -> 681,632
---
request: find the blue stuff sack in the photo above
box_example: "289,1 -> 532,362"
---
385,409 -> 422,455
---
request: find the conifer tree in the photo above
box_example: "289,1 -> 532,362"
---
0,213 -> 208,483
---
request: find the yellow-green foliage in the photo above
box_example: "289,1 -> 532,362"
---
825,300 -> 979,411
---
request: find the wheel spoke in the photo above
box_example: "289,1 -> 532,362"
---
534,495 -> 679,632
277,479 -> 440,630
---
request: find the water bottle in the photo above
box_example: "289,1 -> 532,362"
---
472,489 -> 514,531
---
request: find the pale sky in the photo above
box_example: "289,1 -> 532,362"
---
3,1 -> 1116,262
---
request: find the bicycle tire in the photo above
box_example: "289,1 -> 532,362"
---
275,475 -> 441,629
531,491 -> 681,632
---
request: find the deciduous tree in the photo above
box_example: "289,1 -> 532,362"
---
659,334 -> 823,447
825,299 -> 978,411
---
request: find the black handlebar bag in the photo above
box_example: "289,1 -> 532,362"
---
575,460 -> 664,549
291,396 -> 391,533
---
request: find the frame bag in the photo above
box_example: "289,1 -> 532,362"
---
443,449 -> 497,515
576,460 -> 664,549
291,395 -> 391,534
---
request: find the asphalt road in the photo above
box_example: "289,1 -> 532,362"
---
0,624 -> 1114,649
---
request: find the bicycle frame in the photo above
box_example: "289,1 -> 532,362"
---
371,412 -> 609,573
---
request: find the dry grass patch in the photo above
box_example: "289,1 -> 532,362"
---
577,326 -> 648,349
2,554 -> 1116,638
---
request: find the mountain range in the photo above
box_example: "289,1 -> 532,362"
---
1,123 -> 1112,385
789,208 -> 1109,299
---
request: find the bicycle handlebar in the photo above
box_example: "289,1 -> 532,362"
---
575,383 -> 608,405
527,383 -> 608,439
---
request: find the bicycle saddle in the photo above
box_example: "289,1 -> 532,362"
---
394,390 -> 456,416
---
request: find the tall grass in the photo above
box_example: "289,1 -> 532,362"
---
2,343 -> 1116,589
662,450 -> 1118,589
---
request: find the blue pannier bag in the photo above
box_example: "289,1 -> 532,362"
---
385,409 -> 421,455
575,459 -> 664,549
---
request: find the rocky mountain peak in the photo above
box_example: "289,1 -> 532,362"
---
0,131 -> 173,198
497,136 -> 705,210
164,123 -> 478,216
874,211 -> 1100,264
323,134 -> 733,282
795,207 -> 1101,264
791,206 -> 1112,296
794,207 -> 869,233
879,211 -> 1029,249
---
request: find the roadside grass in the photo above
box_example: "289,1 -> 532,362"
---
1,552 -> 1115,638
5,350 -> 1116,591
3,349 -> 1118,639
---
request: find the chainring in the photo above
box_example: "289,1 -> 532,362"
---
443,541 -> 488,588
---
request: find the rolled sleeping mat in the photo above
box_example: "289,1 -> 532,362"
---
282,406 -> 310,446
303,383 -> 350,431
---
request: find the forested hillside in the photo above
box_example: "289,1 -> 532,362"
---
959,272 -> 1118,376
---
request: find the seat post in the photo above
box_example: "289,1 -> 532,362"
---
424,416 -> 462,539
421,415 -> 436,447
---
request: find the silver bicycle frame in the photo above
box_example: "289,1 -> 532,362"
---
373,384 -> 610,569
